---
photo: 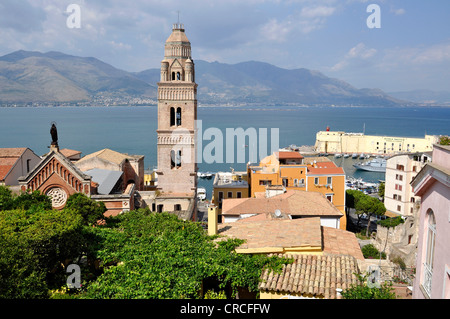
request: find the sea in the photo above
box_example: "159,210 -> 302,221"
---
1,105 -> 449,197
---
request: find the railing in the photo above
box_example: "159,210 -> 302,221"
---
423,263 -> 433,297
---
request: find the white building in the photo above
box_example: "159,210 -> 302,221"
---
384,152 -> 431,217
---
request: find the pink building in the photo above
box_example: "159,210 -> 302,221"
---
411,144 -> 450,299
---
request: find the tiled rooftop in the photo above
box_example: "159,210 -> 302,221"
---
259,253 -> 360,299
222,190 -> 342,217
217,217 -> 323,253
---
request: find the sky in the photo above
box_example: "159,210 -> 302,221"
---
0,0 -> 449,92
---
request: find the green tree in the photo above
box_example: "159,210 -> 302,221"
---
0,208 -> 85,298
82,209 -> 290,299
0,186 -> 14,211
341,273 -> 396,299
355,195 -> 386,237
346,189 -> 365,226
12,190 -> 52,211
378,182 -> 385,201
439,135 -> 450,145
65,193 -> 106,226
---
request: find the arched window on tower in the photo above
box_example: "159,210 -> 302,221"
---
171,150 -> 176,169
176,107 -> 182,126
170,107 -> 175,126
172,72 -> 176,81
177,72 -> 181,80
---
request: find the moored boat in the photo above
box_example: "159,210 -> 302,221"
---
353,157 -> 386,172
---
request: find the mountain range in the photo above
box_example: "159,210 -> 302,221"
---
0,50 -> 444,107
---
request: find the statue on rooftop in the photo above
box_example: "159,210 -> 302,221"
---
50,123 -> 58,146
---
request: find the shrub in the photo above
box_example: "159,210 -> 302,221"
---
362,244 -> 386,259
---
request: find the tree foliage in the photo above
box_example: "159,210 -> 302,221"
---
0,186 -> 52,212
83,209 -> 290,299
65,193 -> 106,225
0,208 -> 86,298
341,273 -> 396,299
347,189 -> 386,236
439,135 -> 450,145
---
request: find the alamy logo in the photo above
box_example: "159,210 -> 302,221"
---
367,4 -> 381,29
170,120 -> 280,165
66,264 -> 81,289
66,4 -> 81,29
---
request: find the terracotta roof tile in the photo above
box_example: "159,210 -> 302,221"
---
259,253 -> 360,299
0,148 -> 27,158
217,217 -> 323,252
322,227 -> 365,260
276,151 -> 304,159
222,190 -> 342,217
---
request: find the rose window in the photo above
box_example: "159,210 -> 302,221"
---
46,187 -> 68,207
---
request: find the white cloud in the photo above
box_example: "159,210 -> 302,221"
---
331,43 -> 377,71
300,5 -> 336,18
390,7 -> 405,16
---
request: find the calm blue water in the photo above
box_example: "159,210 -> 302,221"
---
1,106 -> 449,195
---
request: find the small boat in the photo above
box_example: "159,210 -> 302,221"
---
343,153 -> 350,158
334,153 -> 342,158
353,158 -> 387,172
352,153 -> 358,159
197,187 -> 206,200
359,153 -> 365,159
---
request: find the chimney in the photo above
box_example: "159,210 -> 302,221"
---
208,205 -> 218,236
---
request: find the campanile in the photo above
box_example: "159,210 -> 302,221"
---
156,23 -> 197,195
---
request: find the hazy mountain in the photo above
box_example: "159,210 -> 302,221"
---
135,60 -> 407,106
0,50 -> 407,106
0,50 -> 155,103
388,89 -> 450,105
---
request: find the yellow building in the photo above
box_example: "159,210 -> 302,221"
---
246,152 -> 347,229
315,130 -> 439,155
211,171 -> 249,219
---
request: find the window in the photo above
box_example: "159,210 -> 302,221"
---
177,72 -> 181,80
294,179 -> 298,187
26,159 -> 31,173
282,178 -> 288,187
176,107 -> 182,126
170,107 -> 175,126
314,177 -> 319,185
171,150 -> 182,169
227,192 -> 232,198
237,192 -> 242,198
171,150 -> 176,169
326,195 -> 332,202
327,176 -> 332,185
152,203 -> 156,212
423,210 -> 436,296
157,204 -> 163,213
174,204 -> 181,211
397,205 -> 401,212
218,192 -> 223,209
396,164 -> 405,171
259,180 -> 272,186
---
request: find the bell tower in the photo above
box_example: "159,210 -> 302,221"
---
156,23 -> 197,195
